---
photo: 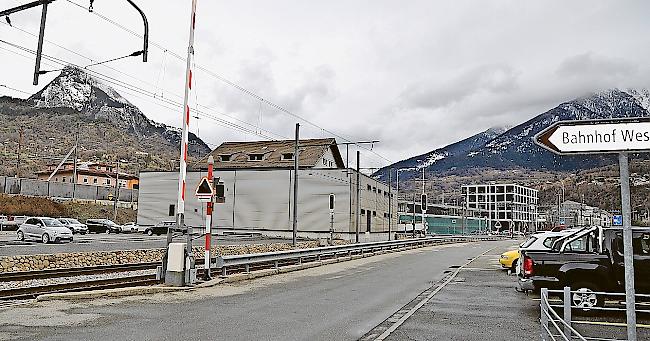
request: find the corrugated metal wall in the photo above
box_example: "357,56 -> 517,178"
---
137,169 -> 397,235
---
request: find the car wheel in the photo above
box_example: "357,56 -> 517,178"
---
571,282 -> 603,311
146,229 -> 153,236
42,233 -> 50,244
510,259 -> 518,273
17,230 -> 24,241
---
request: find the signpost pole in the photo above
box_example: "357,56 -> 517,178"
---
535,119 -> 645,341
619,152 -> 637,341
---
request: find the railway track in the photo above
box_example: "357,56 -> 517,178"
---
0,274 -> 160,300
0,262 -> 160,282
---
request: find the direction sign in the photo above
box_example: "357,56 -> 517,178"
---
535,118 -> 650,155
613,214 -> 623,226
195,177 -> 214,202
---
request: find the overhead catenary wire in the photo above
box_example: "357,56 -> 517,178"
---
63,0 -> 392,165
0,38 -> 286,141
0,21 -> 289,141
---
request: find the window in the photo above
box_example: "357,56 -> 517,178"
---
378,189 -> 382,195
248,154 -> 264,161
83,178 -> 88,183
521,236 -> 538,249
219,154 -> 231,162
367,185 -> 372,191
361,209 -> 366,215
168,204 -> 175,217
282,153 -> 294,160
373,211 -> 377,216
543,237 -> 559,249
93,178 -> 98,184
372,187 -> 377,193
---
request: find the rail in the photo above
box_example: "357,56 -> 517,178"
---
216,235 -> 501,276
541,287 -> 650,341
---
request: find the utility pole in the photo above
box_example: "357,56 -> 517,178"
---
388,168 -> 392,241
72,124 -> 79,199
112,160 -> 120,221
421,167 -> 425,236
292,123 -> 299,246
412,192 -> 416,238
0,0 -> 148,85
16,128 -> 23,178
355,151 -> 360,243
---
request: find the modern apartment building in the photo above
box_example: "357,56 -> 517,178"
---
461,183 -> 539,232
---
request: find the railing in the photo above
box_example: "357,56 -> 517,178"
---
215,235 -> 502,276
540,287 -> 650,341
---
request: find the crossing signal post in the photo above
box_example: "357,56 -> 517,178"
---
329,193 -> 335,244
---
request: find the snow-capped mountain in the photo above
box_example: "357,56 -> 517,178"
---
28,65 -> 210,157
374,88 -> 650,183
373,126 -> 508,182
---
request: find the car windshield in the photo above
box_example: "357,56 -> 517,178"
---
43,218 -> 64,227
104,220 -> 117,225
68,219 -> 81,224
520,236 -> 538,249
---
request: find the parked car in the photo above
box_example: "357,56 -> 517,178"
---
86,219 -> 122,234
500,230 -> 575,272
17,217 -> 73,243
519,226 -> 650,309
58,218 -> 88,234
0,215 -> 27,231
121,222 -> 140,233
144,221 -> 175,236
499,249 -> 520,271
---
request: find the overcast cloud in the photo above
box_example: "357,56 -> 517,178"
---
1,0 -> 650,169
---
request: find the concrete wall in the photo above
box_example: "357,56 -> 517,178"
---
0,176 -> 138,202
137,169 -> 397,241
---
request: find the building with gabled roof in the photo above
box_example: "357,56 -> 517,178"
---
196,138 -> 344,170
138,138 -> 396,242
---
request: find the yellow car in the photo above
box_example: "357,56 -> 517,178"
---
499,249 -> 520,271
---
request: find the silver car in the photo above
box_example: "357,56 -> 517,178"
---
17,217 -> 74,244
58,218 -> 89,234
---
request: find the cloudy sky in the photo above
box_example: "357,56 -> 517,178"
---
1,0 -> 649,169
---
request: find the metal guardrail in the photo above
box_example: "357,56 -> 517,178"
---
215,235 -> 504,276
541,287 -> 650,341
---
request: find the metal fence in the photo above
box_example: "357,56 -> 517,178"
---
540,287 -> 650,341
0,176 -> 138,202
216,235 -> 504,275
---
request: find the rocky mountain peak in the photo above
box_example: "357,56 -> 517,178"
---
26,65 -> 210,157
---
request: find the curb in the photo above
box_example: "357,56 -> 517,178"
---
36,285 -> 189,301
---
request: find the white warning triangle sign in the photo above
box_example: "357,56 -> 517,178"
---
195,177 -> 214,202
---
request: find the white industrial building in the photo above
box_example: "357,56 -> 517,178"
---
137,138 -> 397,242
461,183 -> 539,233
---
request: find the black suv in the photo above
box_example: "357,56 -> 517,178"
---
86,219 -> 122,234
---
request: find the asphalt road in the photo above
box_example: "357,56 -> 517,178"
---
0,240 -> 513,341
0,231 -> 291,256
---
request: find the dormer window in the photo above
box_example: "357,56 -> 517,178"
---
219,154 -> 231,162
281,153 -> 294,161
248,154 -> 264,161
